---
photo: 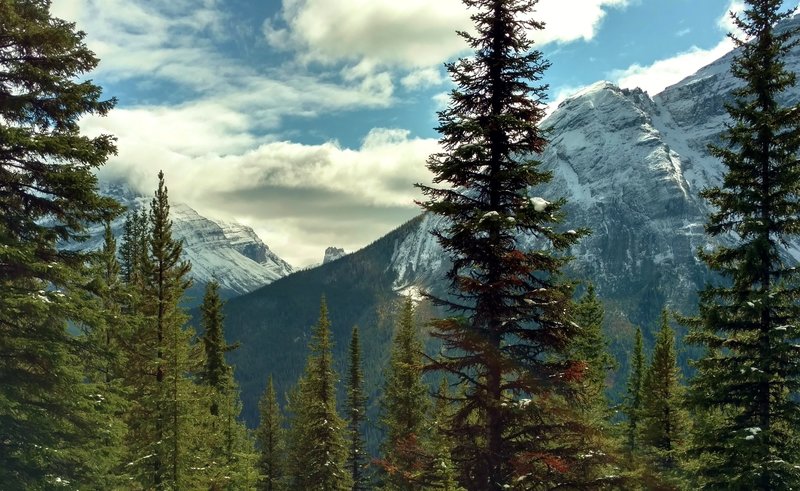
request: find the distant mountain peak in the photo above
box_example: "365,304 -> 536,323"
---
88,181 -> 294,297
323,246 -> 346,264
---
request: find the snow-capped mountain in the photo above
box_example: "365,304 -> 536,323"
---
390,15 -> 800,327
83,182 -> 293,298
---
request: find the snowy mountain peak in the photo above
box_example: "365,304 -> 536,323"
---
89,181 -> 294,297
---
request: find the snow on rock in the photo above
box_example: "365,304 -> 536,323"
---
530,197 -> 550,212
386,15 -> 800,327
78,181 -> 294,296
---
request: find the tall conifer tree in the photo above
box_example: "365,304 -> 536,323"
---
0,0 -> 118,486
624,327 -> 645,460
125,172 -> 207,489
639,311 -> 689,484
567,285 -> 620,485
286,298 -> 351,490
417,0 -> 588,487
686,2 -> 800,488
379,297 -> 430,490
199,279 -> 257,489
346,326 -> 369,490
256,376 -> 286,491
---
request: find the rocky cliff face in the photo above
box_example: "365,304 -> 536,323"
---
82,182 -> 293,297
389,16 -> 800,327
322,247 -> 347,264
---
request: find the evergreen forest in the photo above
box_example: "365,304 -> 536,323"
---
3,0 -> 800,489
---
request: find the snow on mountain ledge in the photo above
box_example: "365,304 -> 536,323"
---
80,182 -> 294,296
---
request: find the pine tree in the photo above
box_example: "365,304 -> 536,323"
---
379,297 -> 430,490
416,0 -> 588,487
639,311 -> 689,484
256,376 -> 286,491
567,285 -> 620,485
346,326 -> 370,490
427,379 -> 463,491
0,0 -> 119,486
124,171 -> 207,489
201,279 -> 238,415
624,327 -> 645,459
286,298 -> 352,490
685,2 -> 800,488
119,207 -> 149,285
82,222 -> 134,486
199,279 -> 257,489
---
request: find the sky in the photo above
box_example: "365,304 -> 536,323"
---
49,0 -> 797,267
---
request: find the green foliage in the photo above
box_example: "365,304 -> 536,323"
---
416,0 -> 591,487
198,279 -> 258,489
685,2 -> 800,488
378,298 -> 431,489
427,379 -> 464,491
347,326 -> 370,490
286,298 -> 352,490
639,311 -> 689,485
624,327 -> 645,459
123,171 -> 208,489
257,376 -> 286,491
564,285 -> 623,487
0,0 -> 119,487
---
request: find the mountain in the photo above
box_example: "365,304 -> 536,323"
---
223,17 -> 800,432
84,181 -> 294,300
323,246 -> 347,264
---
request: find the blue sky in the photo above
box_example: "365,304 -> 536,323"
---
50,0 -> 797,266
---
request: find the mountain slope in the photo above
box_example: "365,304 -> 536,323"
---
82,182 -> 294,299
223,17 -> 800,431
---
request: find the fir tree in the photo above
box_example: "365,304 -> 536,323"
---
427,379 -> 463,491
346,326 -> 370,490
124,171 -> 206,489
639,311 -> 689,484
685,2 -> 800,488
201,279 -> 238,414
256,376 -> 286,491
199,279 -> 257,489
286,298 -> 352,490
417,0 -> 589,487
379,297 -> 430,490
119,208 -> 149,285
0,0 -> 118,486
624,327 -> 645,459
567,285 -> 620,485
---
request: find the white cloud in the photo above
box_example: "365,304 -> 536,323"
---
83,105 -> 438,265
266,0 -> 630,72
718,0 -> 746,35
611,40 -> 734,95
401,68 -> 446,90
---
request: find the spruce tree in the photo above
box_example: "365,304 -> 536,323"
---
417,0 -> 588,487
346,326 -> 370,490
379,297 -> 430,490
685,2 -> 800,488
199,279 -> 257,489
567,285 -> 620,485
0,0 -> 118,486
427,379 -> 463,491
624,327 -> 645,459
201,279 -> 238,415
256,376 -> 286,491
125,171 -> 207,489
639,311 -> 689,484
83,222 -> 134,486
286,298 -> 351,490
